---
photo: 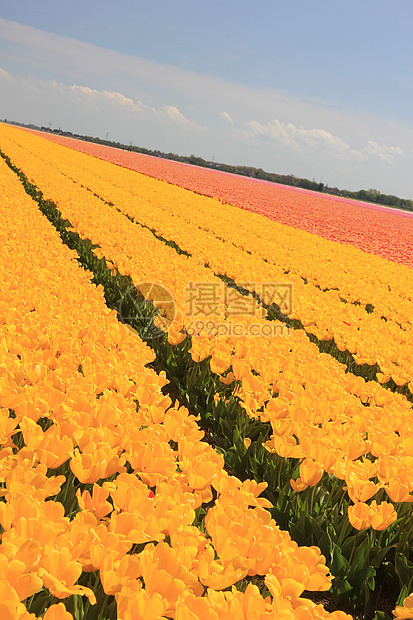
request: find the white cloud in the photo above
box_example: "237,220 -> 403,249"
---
249,118 -> 366,161
364,140 -> 404,163
158,105 -> 205,133
161,105 -> 188,124
102,91 -> 138,108
68,84 -> 145,113
0,67 -> 12,80
219,111 -> 233,125
64,84 -> 205,130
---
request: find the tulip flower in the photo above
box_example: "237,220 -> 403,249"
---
348,502 -> 372,530
43,603 -> 74,620
393,593 -> 413,619
369,500 -> 397,531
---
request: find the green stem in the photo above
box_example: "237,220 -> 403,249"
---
348,530 -> 360,566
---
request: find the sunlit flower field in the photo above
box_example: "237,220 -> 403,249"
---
0,123 -> 412,620
30,129 -> 413,268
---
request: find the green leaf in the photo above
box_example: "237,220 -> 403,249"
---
373,612 -> 393,620
289,522 -> 309,548
357,565 -> 376,591
316,531 -> 332,563
371,543 -> 396,569
396,585 -> 410,607
332,577 -> 352,596
26,590 -> 52,616
330,543 -> 349,579
354,536 -> 372,571
395,552 -> 413,590
308,515 -> 324,542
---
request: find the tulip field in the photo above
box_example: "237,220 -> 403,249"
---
0,123 -> 413,620
26,128 -> 413,269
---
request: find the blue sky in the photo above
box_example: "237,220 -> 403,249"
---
0,0 -> 412,197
